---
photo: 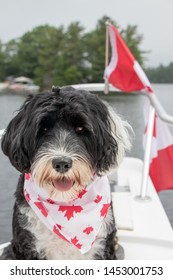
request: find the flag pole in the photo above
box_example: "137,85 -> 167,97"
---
104,19 -> 110,94
135,102 -> 155,201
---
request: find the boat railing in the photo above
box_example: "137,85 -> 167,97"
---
71,83 -> 173,124
0,83 -> 173,201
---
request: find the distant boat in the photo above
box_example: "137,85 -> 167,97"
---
0,82 -> 9,91
9,76 -> 40,93
0,76 -> 40,94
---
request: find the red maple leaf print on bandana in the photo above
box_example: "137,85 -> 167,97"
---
78,189 -> 87,199
34,201 -> 48,217
100,203 -> 110,218
53,224 -> 69,243
58,205 -> 83,220
83,226 -> 94,235
24,173 -> 111,254
25,173 -> 31,180
24,189 -> 31,203
94,195 -> 102,203
71,236 -> 82,249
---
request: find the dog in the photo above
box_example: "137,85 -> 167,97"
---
0,86 -> 131,259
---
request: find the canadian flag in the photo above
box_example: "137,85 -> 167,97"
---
104,24 -> 153,93
104,23 -> 173,192
144,101 -> 173,192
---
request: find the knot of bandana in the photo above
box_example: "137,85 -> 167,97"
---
24,174 -> 111,254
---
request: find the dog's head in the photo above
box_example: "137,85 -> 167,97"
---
1,86 -> 131,201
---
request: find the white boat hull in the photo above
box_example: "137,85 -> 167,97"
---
112,157 -> 173,259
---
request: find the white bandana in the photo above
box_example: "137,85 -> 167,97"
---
24,173 -> 111,254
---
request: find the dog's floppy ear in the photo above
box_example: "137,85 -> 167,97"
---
93,99 -> 132,173
1,94 -> 34,173
106,103 -> 132,166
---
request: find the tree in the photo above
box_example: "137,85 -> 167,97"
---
0,17 -> 148,89
53,22 -> 86,86
0,41 -> 6,80
146,63 -> 173,83
32,25 -> 64,89
14,25 -> 64,89
3,39 -> 20,78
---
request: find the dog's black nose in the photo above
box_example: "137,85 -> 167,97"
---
52,157 -> 72,173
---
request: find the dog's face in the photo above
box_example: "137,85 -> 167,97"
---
1,87 -> 131,201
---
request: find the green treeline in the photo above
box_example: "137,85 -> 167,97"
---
0,16 -> 147,90
145,63 -> 173,84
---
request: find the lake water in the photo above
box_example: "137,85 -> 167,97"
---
0,84 -> 173,244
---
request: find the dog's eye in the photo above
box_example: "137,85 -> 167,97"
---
75,126 -> 85,134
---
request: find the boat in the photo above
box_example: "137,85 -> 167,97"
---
0,83 -> 173,260
0,76 -> 40,94
0,82 -> 9,92
9,76 -> 40,93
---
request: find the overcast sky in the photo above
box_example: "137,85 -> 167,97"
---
0,0 -> 173,67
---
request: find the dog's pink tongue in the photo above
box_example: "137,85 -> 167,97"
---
53,178 -> 73,191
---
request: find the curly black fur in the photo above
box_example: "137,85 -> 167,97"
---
1,87 -> 118,174
0,86 -> 120,260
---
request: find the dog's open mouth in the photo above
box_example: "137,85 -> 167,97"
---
52,177 -> 74,192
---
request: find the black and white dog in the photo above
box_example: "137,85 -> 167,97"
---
0,86 -> 131,260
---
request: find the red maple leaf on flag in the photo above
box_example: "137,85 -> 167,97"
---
71,236 -> 82,249
34,202 -> 48,217
83,226 -> 94,235
94,195 -> 102,203
100,203 -> 110,218
58,205 -> 83,220
78,189 -> 87,199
